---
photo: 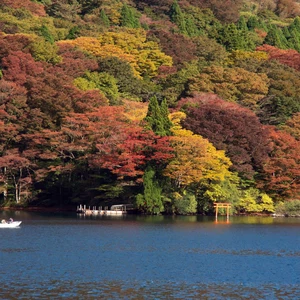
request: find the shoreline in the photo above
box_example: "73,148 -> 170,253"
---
0,206 -> 74,212
1,206 -> 299,217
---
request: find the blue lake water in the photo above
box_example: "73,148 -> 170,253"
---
0,211 -> 299,299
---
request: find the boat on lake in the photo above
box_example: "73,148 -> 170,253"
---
0,221 -> 22,228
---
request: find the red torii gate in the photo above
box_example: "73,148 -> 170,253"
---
213,203 -> 231,220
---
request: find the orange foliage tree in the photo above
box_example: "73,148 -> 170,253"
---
281,112 -> 300,141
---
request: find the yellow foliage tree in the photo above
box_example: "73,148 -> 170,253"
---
30,37 -> 62,64
228,50 -> 269,64
58,29 -> 172,78
163,112 -> 232,188
122,100 -> 148,122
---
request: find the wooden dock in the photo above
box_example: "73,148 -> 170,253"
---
76,204 -> 133,216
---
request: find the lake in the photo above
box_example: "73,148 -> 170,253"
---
0,211 -> 299,299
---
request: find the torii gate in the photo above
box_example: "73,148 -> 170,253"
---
213,203 -> 231,220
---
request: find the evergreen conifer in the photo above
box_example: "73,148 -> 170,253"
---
100,9 -> 110,27
237,16 -> 248,31
136,166 -> 164,214
264,26 -> 288,49
40,25 -> 54,44
169,1 -> 187,34
145,96 -> 171,136
120,4 -> 140,28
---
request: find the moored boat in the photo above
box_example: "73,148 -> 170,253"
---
0,221 -> 22,228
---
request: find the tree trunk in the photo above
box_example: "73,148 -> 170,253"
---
15,184 -> 20,203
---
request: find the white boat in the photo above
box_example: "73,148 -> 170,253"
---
0,221 -> 22,228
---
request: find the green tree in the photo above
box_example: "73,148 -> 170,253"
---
65,26 -> 80,40
169,0 -> 187,34
172,192 -> 197,215
119,4 -> 140,28
237,16 -> 248,31
288,16 -> 300,32
258,60 -> 300,125
264,26 -> 289,49
160,98 -> 172,135
218,23 -> 255,51
236,188 -> 274,213
285,26 -> 300,51
247,16 -> 259,31
136,166 -> 164,214
144,96 -> 171,136
275,200 -> 300,217
74,71 -> 120,105
99,9 -> 110,27
39,25 -> 54,44
97,56 -> 158,100
185,16 -> 199,37
247,16 -> 267,31
199,174 -> 241,213
29,39 -> 61,64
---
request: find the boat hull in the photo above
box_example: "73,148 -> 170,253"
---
0,221 -> 22,228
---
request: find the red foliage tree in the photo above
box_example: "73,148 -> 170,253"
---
257,44 -> 300,72
179,93 -> 271,179
0,80 -> 29,151
22,106 -> 173,183
85,107 -> 173,180
0,33 -> 32,59
1,50 -> 106,129
0,0 -> 46,17
147,30 -> 197,67
190,0 -> 243,23
1,51 -> 44,85
275,0 -> 300,18
0,80 -> 28,122
258,128 -> 300,200
0,149 -> 34,203
57,44 -> 99,78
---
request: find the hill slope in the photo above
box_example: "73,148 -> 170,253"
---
0,0 -> 300,216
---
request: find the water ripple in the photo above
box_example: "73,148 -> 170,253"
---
0,280 -> 299,299
0,247 -> 36,253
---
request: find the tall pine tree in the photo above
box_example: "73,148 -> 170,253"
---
169,1 -> 187,34
120,4 -> 140,28
144,96 -> 171,136
264,26 -> 289,49
100,9 -> 110,27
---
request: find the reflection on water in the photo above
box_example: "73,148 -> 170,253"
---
0,211 -> 299,298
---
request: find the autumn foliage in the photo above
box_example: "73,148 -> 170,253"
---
0,0 -> 46,17
257,44 -> 300,71
179,93 -> 271,180
1,0 -> 300,214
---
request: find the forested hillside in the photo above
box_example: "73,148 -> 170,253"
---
1,0 -> 300,215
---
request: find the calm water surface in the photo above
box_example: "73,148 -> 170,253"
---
0,211 -> 299,299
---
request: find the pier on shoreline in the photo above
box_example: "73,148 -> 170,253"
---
76,204 -> 134,216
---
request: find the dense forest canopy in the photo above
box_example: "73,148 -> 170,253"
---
0,0 -> 300,215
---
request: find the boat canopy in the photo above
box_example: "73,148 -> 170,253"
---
110,204 -> 134,211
